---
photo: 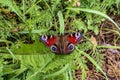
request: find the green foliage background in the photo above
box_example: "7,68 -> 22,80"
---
0,0 -> 120,80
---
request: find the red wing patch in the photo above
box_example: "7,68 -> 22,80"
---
67,36 -> 78,44
45,37 -> 57,47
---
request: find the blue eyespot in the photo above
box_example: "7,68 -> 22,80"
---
68,44 -> 74,51
76,33 -> 82,39
40,35 -> 47,42
51,45 -> 57,52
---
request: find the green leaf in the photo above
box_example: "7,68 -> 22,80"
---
67,8 -> 120,31
10,36 -> 50,55
57,11 -> 64,34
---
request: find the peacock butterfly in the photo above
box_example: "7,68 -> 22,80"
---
40,32 -> 82,54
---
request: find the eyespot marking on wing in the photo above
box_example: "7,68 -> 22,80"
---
67,32 -> 82,44
40,35 -> 57,47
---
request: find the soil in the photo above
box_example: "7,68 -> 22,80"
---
75,14 -> 120,80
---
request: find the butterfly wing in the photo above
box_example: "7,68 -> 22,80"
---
67,32 -> 82,44
40,35 -> 57,47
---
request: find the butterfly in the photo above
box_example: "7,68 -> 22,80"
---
40,32 -> 82,54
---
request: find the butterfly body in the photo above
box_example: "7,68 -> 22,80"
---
40,32 -> 82,54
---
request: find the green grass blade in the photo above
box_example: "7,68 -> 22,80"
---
10,67 -> 27,79
0,0 -> 25,23
67,8 -> 120,30
97,45 -> 120,49
68,66 -> 73,80
22,0 -> 25,15
19,29 -> 49,34
76,47 -> 108,80
65,71 -> 69,80
57,11 -> 65,34
6,47 -> 17,59
81,66 -> 86,80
